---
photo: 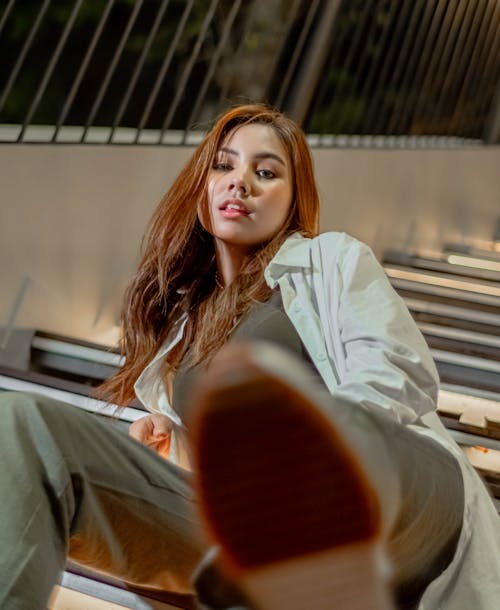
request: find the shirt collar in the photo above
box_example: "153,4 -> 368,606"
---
265,232 -> 312,285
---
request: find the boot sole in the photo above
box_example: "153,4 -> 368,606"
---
191,351 -> 394,610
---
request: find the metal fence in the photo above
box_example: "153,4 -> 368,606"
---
0,0 -> 499,146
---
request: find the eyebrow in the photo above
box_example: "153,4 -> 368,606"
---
218,146 -> 286,167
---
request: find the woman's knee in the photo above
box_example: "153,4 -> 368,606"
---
0,391 -> 66,429
0,392 -> 85,479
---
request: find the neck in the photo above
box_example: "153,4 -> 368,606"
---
214,241 -> 249,286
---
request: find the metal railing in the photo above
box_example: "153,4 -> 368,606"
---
0,0 -> 499,146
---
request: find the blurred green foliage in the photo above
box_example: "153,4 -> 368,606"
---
0,0 -> 494,138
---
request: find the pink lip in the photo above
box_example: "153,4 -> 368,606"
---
219,198 -> 251,215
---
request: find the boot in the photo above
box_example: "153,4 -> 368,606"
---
188,341 -> 400,610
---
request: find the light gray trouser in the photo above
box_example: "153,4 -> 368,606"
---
0,391 -> 206,610
0,390 -> 464,610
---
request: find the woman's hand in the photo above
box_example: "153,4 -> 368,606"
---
129,413 -> 172,458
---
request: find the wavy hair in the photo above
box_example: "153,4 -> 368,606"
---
98,104 -> 320,406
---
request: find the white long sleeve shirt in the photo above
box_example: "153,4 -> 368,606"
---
135,231 -> 500,609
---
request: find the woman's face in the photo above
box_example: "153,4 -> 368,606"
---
203,123 -> 294,256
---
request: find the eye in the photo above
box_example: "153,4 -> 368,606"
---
257,168 -> 276,179
213,162 -> 233,171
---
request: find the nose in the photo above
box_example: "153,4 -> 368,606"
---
229,170 -> 250,196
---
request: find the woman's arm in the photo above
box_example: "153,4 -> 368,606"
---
322,235 -> 439,424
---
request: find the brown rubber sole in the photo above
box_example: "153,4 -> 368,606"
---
191,345 -> 394,610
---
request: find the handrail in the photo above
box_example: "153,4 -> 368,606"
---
0,0 -> 498,145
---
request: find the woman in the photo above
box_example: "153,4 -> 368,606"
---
0,104 -> 498,610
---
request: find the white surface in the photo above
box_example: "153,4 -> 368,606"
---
1,144 -> 499,342
0,374 -> 144,422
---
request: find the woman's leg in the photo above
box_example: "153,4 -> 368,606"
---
384,419 -> 463,608
189,343 -> 464,610
0,391 -> 205,610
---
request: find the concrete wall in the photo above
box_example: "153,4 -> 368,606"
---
1,144 -> 499,344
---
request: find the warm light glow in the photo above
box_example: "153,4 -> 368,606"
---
89,324 -> 122,348
384,267 -> 500,297
447,254 -> 500,273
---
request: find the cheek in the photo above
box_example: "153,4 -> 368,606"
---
275,186 -> 293,220
206,175 -> 224,208
205,178 -> 214,204
263,190 -> 293,235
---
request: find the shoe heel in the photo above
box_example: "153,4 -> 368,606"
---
242,543 -> 393,610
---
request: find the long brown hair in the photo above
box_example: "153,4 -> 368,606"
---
98,104 -> 320,406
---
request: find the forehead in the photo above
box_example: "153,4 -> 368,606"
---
219,123 -> 288,160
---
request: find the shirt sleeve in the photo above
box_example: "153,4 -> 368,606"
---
328,236 -> 439,424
